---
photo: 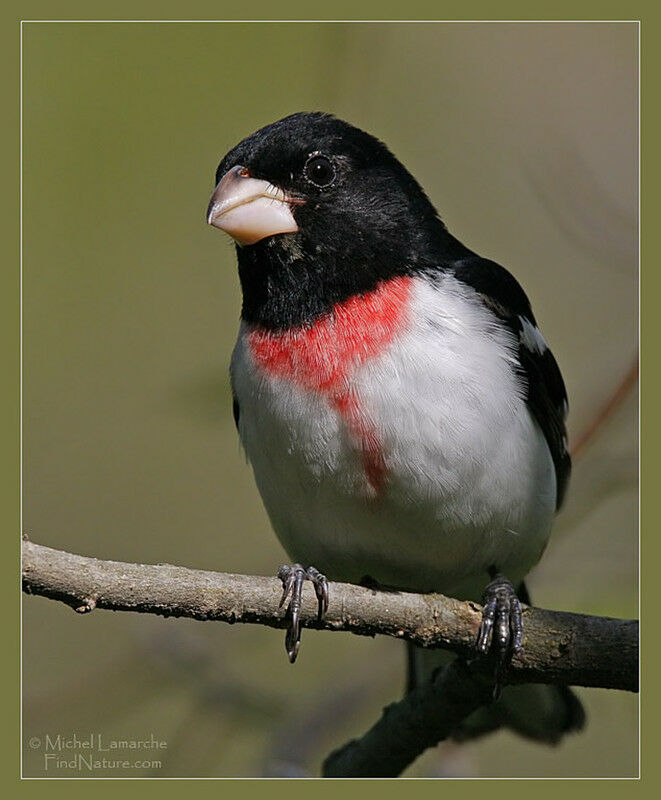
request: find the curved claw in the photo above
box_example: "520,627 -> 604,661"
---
475,574 -> 524,697
477,594 -> 498,654
306,566 -> 329,618
277,564 -> 330,663
277,564 -> 297,608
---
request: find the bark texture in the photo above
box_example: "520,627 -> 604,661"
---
22,540 -> 638,692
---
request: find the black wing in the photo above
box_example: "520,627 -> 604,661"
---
232,395 -> 241,431
452,257 -> 571,509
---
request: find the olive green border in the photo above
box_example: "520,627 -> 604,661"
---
4,1 -> 651,796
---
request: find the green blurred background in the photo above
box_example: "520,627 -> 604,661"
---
22,22 -> 638,777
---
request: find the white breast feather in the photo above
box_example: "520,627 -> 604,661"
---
230,274 -> 556,599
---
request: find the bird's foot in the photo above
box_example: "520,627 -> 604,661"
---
476,573 -> 523,697
277,564 -> 329,663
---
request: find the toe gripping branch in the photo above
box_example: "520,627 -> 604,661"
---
277,564 -> 329,663
476,573 -> 524,697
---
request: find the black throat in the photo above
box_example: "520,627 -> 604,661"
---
237,225 -> 469,330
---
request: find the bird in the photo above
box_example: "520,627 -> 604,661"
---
206,111 -> 585,744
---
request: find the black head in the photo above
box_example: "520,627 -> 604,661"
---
209,112 -> 459,329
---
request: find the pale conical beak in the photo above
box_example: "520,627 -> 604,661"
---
206,165 -> 300,246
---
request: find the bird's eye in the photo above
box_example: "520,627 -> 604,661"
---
303,154 -> 335,188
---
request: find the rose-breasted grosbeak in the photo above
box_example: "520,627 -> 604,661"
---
207,112 -> 584,743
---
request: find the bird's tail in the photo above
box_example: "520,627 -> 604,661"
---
406,583 -> 585,744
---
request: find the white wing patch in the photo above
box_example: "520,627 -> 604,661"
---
519,316 -> 548,355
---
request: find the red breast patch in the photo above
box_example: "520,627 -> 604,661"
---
247,275 -> 413,494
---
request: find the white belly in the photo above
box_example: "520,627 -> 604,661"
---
230,275 -> 556,600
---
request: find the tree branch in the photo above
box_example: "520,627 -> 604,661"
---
22,540 -> 638,694
322,658 -> 494,777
